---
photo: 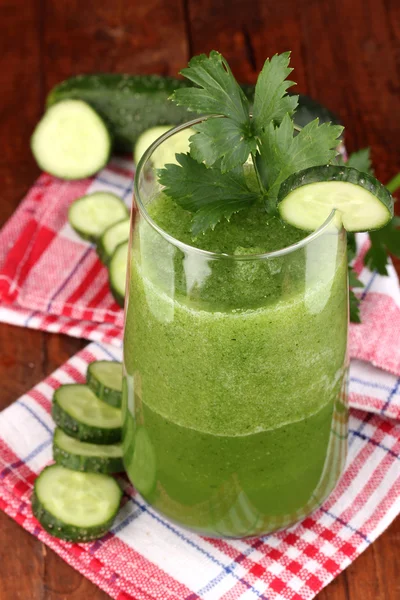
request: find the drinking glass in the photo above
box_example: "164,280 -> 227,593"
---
122,118 -> 349,538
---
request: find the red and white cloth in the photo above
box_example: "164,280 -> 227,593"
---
0,164 -> 400,599
0,342 -> 399,600
1,162 -> 400,374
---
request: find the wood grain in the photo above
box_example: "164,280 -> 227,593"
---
0,0 -> 399,598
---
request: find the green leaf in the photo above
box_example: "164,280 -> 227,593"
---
259,114 -> 343,203
190,118 -> 257,172
171,51 -> 253,172
349,289 -> 361,323
364,216 -> 400,275
172,51 -> 250,122
348,265 -> 364,289
346,148 -> 373,174
386,172 -> 400,194
158,154 -> 261,235
252,52 -> 298,134
347,232 -> 357,263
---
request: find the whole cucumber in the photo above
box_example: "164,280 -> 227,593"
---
47,74 -> 341,153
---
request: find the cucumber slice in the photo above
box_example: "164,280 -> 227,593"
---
109,241 -> 129,307
134,125 -> 194,168
278,165 -> 394,232
32,464 -> 122,542
97,218 -> 130,264
52,384 -> 122,444
125,428 -> 156,497
53,428 -> 124,474
69,192 -> 129,242
31,100 -> 111,180
87,361 -> 123,408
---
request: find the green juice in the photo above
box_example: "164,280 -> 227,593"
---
123,190 -> 349,537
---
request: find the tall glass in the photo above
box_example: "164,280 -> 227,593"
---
122,118 -> 349,538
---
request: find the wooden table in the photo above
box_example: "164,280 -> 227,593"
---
1,1 -> 399,598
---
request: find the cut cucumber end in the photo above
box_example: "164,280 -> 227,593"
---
278,165 -> 394,232
134,125 -> 195,169
69,192 -> 129,242
32,464 -> 122,541
109,241 -> 129,307
31,100 -> 111,180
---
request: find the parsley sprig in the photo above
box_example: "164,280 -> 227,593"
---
158,50 -> 399,325
157,154 -> 259,236
159,51 -> 343,234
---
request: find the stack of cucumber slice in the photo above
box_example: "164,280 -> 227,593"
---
32,360 -> 126,542
66,123 -> 194,308
68,192 -> 130,306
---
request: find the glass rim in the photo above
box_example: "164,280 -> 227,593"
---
133,116 -> 339,262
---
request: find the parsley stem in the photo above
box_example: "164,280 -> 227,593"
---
251,153 -> 274,214
386,172 -> 400,195
251,153 -> 264,193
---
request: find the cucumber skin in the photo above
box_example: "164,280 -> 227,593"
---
31,468 -> 122,542
87,362 -> 122,409
52,396 -> 122,445
110,282 -> 125,308
108,241 -> 129,308
47,75 -> 341,153
97,242 -> 110,265
277,165 -> 394,229
97,242 -> 109,264
53,442 -> 124,474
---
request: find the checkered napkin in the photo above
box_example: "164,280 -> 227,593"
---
0,341 -> 399,600
1,162 -> 400,374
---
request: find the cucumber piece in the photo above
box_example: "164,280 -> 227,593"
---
125,427 -> 156,497
52,384 -> 122,444
87,361 -> 123,408
31,100 -> 111,179
97,218 -> 130,264
109,241 -> 128,307
278,165 -> 394,232
53,428 -> 124,474
69,192 -> 129,242
47,74 -> 192,153
134,125 -> 194,168
46,75 -> 342,153
32,464 -> 122,542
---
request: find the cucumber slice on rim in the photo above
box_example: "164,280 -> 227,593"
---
32,464 -> 122,542
69,192 -> 129,242
31,100 -> 111,180
53,428 -> 124,474
87,361 -> 123,408
278,165 -> 394,232
134,125 -> 194,168
52,384 -> 122,444
109,241 -> 129,307
97,218 -> 130,264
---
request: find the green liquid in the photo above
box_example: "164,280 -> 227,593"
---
123,193 -> 349,537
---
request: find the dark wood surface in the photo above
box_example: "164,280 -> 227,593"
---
0,1 -> 399,598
